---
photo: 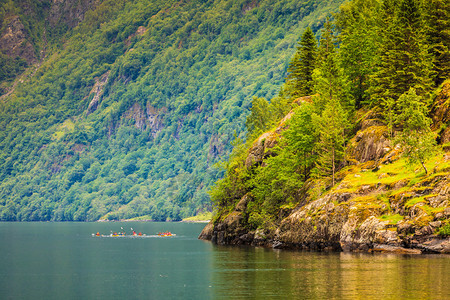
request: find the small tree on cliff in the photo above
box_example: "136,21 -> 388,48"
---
314,98 -> 349,186
395,88 -> 437,174
286,27 -> 318,98
246,97 -> 272,140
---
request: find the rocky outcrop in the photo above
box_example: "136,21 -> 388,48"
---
0,16 -> 36,64
123,102 -> 164,137
347,124 -> 391,164
431,81 -> 450,146
48,0 -> 102,29
87,72 -> 109,114
200,171 -> 450,253
200,91 -> 450,254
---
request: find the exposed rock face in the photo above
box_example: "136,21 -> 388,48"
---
200,172 -> 450,253
87,71 -> 109,114
347,125 -> 391,164
431,81 -> 450,145
0,16 -> 36,64
48,0 -> 102,29
199,194 -> 274,247
123,102 -> 164,137
245,132 -> 277,168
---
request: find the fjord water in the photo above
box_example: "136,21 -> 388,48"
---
0,222 -> 449,299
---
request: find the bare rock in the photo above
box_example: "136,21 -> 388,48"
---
198,222 -> 214,240
347,125 -> 391,163
340,216 -> 387,252
0,16 -> 36,64
421,238 -> 450,254
371,244 -> 422,254
235,194 -> 251,212
87,72 -> 109,114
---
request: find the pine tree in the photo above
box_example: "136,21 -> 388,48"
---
318,17 -> 336,62
423,0 -> 450,85
286,27 -> 317,98
371,0 -> 433,106
336,0 -> 380,107
313,17 -> 353,113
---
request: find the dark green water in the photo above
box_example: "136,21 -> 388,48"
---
0,222 -> 449,299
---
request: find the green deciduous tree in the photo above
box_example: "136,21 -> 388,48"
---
245,97 -> 272,140
395,88 -> 437,174
283,102 -> 318,181
314,99 -> 349,186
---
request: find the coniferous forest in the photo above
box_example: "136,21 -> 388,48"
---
1,0 -> 449,227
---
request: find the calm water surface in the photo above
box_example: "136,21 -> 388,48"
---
0,222 -> 449,299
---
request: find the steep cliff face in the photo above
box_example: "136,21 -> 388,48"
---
199,83 -> 450,254
0,16 -> 37,64
48,0 -> 102,29
0,0 -> 101,60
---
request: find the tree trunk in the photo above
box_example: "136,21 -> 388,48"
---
421,160 -> 428,174
332,148 -> 335,186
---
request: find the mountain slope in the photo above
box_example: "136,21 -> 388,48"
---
0,0 -> 345,221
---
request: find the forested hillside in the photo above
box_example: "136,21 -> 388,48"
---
0,0 -> 345,221
201,0 -> 450,253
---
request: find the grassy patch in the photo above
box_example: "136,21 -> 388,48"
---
182,212 -> 213,222
405,197 -> 426,208
379,214 -> 404,225
438,223 -> 450,237
124,215 -> 153,221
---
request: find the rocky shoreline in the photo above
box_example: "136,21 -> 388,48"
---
199,85 -> 450,255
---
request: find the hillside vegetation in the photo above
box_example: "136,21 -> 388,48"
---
0,0 -> 345,221
200,0 -> 450,253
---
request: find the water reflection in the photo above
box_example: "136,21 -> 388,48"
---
211,245 -> 450,299
0,223 -> 449,299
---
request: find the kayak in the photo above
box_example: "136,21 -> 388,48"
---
157,232 -> 176,237
92,232 -> 148,237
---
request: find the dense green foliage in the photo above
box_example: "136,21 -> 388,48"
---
0,0 -> 346,221
395,88 -> 437,174
285,27 -> 317,98
211,0 -> 449,229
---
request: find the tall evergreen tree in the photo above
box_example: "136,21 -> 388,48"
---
423,0 -> 450,85
318,17 -> 337,62
286,27 -> 318,98
371,0 -> 433,106
313,17 -> 353,113
336,0 -> 380,107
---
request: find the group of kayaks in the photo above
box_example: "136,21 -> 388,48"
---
92,228 -> 176,238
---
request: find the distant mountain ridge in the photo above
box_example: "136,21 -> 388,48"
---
0,0 -> 345,221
